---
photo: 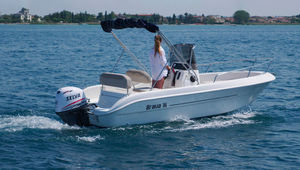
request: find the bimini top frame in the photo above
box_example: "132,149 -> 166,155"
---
100,18 -> 200,85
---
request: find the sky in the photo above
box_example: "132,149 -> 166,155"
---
0,0 -> 299,17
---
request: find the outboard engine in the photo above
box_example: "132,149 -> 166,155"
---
55,86 -> 90,126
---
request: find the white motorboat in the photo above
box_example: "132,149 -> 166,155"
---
55,19 -> 275,127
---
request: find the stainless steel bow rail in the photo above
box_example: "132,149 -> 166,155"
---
198,57 -> 274,83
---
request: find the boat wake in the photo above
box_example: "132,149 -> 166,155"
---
0,109 -> 258,138
109,109 -> 258,134
163,110 -> 257,133
0,114 -> 78,132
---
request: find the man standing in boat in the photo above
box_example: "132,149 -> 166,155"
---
149,35 -> 171,88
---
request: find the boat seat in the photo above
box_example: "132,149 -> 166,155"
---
100,72 -> 133,94
126,69 -> 152,92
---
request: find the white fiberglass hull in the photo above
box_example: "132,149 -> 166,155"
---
88,72 -> 275,127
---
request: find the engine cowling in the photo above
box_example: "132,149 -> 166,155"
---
55,86 -> 87,113
55,86 -> 90,126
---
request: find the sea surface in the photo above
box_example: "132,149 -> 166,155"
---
0,24 -> 299,169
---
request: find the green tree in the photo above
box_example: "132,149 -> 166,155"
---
291,16 -> 300,23
178,14 -> 184,24
172,14 -> 176,24
152,14 -> 161,24
104,11 -> 108,20
184,12 -> 188,23
0,15 -> 12,23
107,11 -> 116,20
187,13 -> 195,23
97,12 -> 104,21
233,10 -> 250,24
12,14 -> 22,23
206,17 -> 216,24
43,10 -> 97,23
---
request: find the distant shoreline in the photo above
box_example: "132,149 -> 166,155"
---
1,22 -> 299,26
2,8 -> 299,26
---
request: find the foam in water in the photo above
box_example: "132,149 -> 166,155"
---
164,110 -> 257,132
105,110 -> 258,134
0,115 -> 78,132
76,135 -> 104,142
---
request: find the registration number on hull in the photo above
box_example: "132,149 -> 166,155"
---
146,103 -> 167,111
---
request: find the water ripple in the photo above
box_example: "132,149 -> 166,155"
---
0,24 -> 299,169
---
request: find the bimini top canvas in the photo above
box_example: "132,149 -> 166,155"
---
101,18 -> 159,33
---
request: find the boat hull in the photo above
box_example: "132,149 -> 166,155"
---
89,77 -> 271,127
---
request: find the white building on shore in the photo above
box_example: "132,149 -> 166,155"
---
17,8 -> 32,22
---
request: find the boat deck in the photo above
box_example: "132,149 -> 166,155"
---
84,71 -> 266,105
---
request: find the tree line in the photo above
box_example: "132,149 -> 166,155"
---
1,9 -> 300,24
35,10 -> 212,24
43,10 -> 98,23
41,11 -> 243,24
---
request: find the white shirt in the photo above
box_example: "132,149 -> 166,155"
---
149,46 -> 168,80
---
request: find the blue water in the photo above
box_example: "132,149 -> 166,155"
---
0,24 -> 299,169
